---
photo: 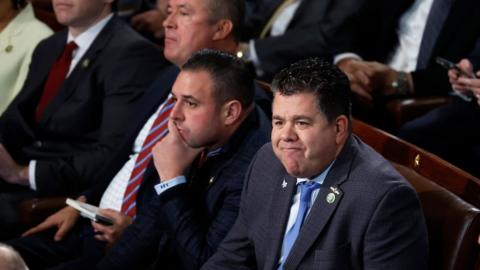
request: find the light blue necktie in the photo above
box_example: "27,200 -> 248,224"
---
278,181 -> 321,270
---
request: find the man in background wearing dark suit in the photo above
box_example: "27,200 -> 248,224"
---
0,0 -> 166,238
203,58 -> 428,270
399,39 -> 480,178
236,0 -> 370,81
336,0 -> 480,125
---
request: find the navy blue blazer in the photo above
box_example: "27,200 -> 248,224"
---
203,135 -> 429,270
0,16 -> 167,195
96,107 -> 271,270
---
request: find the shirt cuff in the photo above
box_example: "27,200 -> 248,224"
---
154,176 -> 187,196
28,160 -> 37,190
450,89 -> 473,102
249,40 -> 265,77
333,53 -> 362,65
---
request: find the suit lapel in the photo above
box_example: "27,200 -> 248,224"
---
263,173 -> 297,270
283,137 -> 357,269
40,17 -> 118,124
288,0 -> 329,29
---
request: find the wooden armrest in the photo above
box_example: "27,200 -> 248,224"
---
16,197 -> 68,226
386,96 -> 451,126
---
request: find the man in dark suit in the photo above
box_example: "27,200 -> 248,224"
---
0,0 -> 166,237
203,58 -> 429,270
9,49 -> 270,270
237,0 -> 369,81
336,0 -> 480,105
399,39 -> 480,178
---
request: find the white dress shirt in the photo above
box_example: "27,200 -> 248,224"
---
388,0 -> 434,72
99,95 -> 172,211
334,0 -> 434,73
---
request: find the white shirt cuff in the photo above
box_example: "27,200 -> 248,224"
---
333,53 -> 362,65
154,176 -> 187,196
249,40 -> 265,77
28,160 -> 37,190
450,89 -> 473,102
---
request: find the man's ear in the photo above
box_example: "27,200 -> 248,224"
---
212,19 -> 233,41
222,100 -> 242,125
334,115 -> 349,145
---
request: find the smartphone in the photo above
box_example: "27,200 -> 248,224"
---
435,57 -> 476,78
94,214 -> 114,226
66,198 -> 114,226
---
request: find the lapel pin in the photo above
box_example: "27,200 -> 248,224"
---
5,45 -> 13,53
330,186 -> 340,195
282,179 -> 288,189
208,177 -> 215,185
326,193 -> 336,204
82,58 -> 90,68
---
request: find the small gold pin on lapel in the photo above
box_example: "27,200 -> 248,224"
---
5,45 -> 13,53
326,193 -> 336,204
208,177 -> 215,185
82,58 -> 90,68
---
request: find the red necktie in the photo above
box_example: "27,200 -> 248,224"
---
121,96 -> 175,217
35,41 -> 78,122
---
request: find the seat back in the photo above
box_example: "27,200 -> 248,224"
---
352,119 -> 480,270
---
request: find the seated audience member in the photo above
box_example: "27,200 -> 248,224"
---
0,0 -> 52,114
8,49 -> 271,270
336,0 -> 480,126
237,0 -> 369,81
146,0 -> 272,116
202,58 -> 429,270
0,243 -> 28,270
398,53 -> 480,177
0,0 -> 166,238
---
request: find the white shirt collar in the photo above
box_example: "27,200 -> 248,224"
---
65,14 -> 113,75
296,160 -> 335,186
67,13 -> 113,50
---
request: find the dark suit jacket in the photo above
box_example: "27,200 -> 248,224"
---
243,0 -> 371,80
0,16 -> 168,196
95,107 -> 271,270
203,135 -> 429,270
336,0 -> 480,96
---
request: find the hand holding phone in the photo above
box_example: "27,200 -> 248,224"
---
66,198 -> 114,226
435,57 -> 476,78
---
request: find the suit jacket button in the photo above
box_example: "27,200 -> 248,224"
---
34,141 -> 43,147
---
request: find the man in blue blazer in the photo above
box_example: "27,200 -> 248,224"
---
203,58 -> 429,270
0,0 -> 167,238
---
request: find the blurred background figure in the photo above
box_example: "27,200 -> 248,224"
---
398,41 -> 480,178
0,0 -> 52,114
0,243 -> 28,270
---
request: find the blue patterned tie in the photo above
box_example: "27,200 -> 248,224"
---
278,181 -> 321,269
417,0 -> 452,69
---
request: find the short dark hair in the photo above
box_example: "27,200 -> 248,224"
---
272,57 -> 352,124
11,0 -> 26,9
182,49 -> 254,109
205,0 -> 244,42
